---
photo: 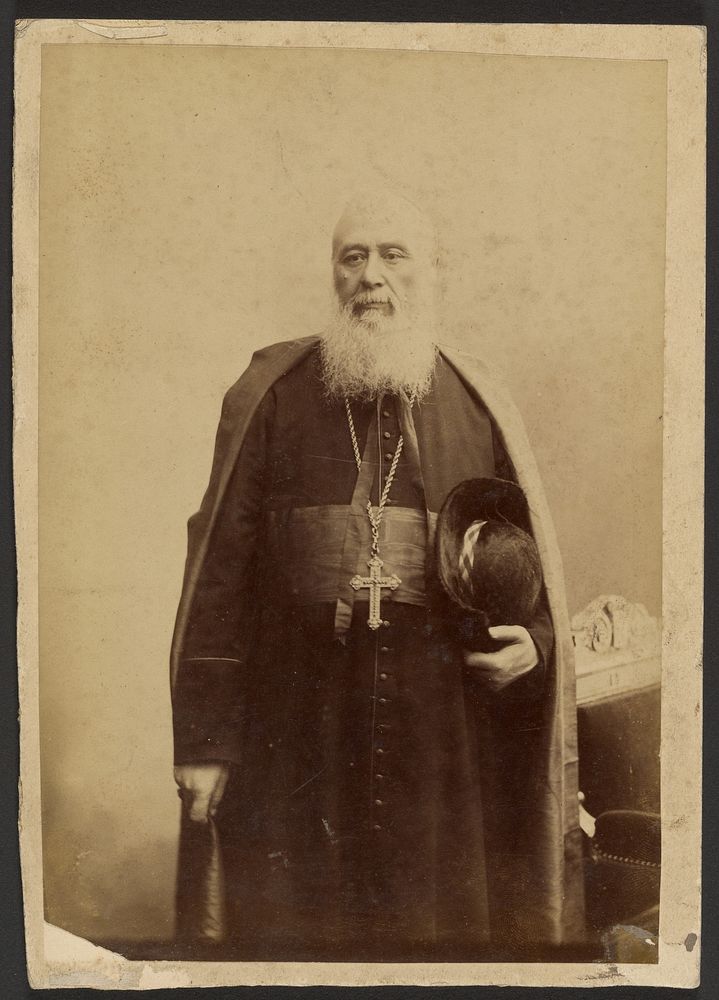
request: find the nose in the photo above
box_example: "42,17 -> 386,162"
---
361,252 -> 385,288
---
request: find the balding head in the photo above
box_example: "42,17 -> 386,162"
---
331,191 -> 438,263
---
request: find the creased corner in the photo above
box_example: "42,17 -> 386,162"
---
44,923 -> 141,989
41,924 -> 196,990
14,19 -> 37,40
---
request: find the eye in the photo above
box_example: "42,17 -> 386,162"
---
342,252 -> 366,266
382,249 -> 406,263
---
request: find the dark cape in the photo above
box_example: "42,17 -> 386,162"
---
170,336 -> 585,961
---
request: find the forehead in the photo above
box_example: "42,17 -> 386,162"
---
332,205 -> 435,256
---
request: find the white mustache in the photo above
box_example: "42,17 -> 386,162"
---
349,293 -> 396,307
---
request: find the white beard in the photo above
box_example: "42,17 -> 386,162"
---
320,301 -> 439,402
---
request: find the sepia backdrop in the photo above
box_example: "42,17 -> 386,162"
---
37,43 -> 666,942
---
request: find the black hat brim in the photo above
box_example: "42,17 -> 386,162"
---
435,477 -> 535,610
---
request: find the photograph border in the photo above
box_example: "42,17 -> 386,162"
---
11,18 -> 705,991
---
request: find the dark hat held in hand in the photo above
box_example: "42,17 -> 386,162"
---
436,478 -> 543,651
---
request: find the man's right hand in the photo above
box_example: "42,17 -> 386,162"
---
174,762 -> 230,824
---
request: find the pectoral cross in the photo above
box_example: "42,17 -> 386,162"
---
350,554 -> 401,631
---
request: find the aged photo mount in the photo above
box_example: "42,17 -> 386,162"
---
13,19 -> 705,990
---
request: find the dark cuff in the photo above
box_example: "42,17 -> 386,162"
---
172,657 -> 246,766
498,607 -> 554,702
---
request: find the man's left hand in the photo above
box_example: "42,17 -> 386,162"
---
463,625 -> 539,693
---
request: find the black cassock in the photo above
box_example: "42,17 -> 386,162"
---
172,345 -> 573,961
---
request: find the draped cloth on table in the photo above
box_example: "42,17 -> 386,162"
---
170,335 -> 585,951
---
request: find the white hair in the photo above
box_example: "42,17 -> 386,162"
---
320,299 -> 438,402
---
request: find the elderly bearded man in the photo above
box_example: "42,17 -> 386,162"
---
171,193 -> 584,961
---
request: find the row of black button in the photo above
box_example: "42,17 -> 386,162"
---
374,402 -> 399,833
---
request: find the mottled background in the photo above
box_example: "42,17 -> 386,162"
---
38,44 -> 665,941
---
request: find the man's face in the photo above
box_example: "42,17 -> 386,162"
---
332,204 -> 437,326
